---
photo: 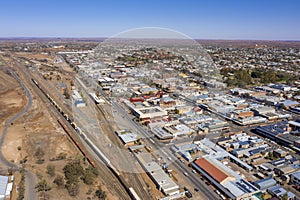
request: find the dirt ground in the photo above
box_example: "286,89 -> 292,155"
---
0,64 -> 116,199
0,51 -> 174,200
0,69 -> 26,125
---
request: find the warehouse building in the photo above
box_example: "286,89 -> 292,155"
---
0,175 -> 11,200
192,157 -> 258,200
290,171 -> 300,186
253,178 -> 277,190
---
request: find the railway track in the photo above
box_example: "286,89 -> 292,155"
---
75,76 -> 152,199
9,55 -> 131,200
91,102 -> 152,199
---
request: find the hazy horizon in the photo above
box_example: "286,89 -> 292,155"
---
1,0 -> 299,40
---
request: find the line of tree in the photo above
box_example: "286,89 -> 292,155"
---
221,67 -> 298,87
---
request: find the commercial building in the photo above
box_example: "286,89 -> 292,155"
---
232,116 -> 267,126
255,86 -> 280,94
139,87 -> 158,95
267,185 -> 295,199
179,115 -> 212,127
231,144 -> 268,158
152,122 -> 194,140
290,171 -> 300,186
290,106 -> 300,114
98,77 -> 115,86
159,97 -> 176,109
192,157 -> 258,200
255,122 -> 289,141
172,143 -> 198,162
231,108 -> 254,118
115,129 -> 142,146
274,165 -> 296,176
195,138 -> 253,172
163,124 -> 194,137
131,106 -> 168,122
256,122 -> 300,151
230,88 -> 254,96
197,119 -> 229,132
269,83 -> 291,92
143,161 -> 179,196
253,178 -> 277,190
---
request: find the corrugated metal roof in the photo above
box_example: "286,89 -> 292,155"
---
194,158 -> 229,183
254,178 -> 277,190
0,176 -> 8,196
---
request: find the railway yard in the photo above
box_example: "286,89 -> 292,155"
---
0,44 -> 162,200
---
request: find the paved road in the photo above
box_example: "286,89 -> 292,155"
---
0,69 -> 32,168
75,71 -> 219,199
0,67 -> 37,200
25,171 -> 37,200
109,99 -> 219,199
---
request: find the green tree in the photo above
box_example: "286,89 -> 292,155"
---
35,179 -> 51,192
53,175 -> 64,188
282,192 -> 289,200
65,181 -> 79,196
82,166 -> 98,185
95,188 -> 106,200
63,160 -> 83,183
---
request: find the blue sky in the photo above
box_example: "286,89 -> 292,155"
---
0,0 -> 299,40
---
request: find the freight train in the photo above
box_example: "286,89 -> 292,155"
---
32,78 -> 141,199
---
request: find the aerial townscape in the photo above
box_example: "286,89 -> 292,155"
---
0,1 -> 300,200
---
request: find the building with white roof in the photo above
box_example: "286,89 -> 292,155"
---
253,178 -> 277,190
115,129 -> 142,146
72,89 -> 86,107
0,176 -> 8,200
131,106 -> 168,121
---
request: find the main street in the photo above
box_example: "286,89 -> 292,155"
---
111,99 -> 220,199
